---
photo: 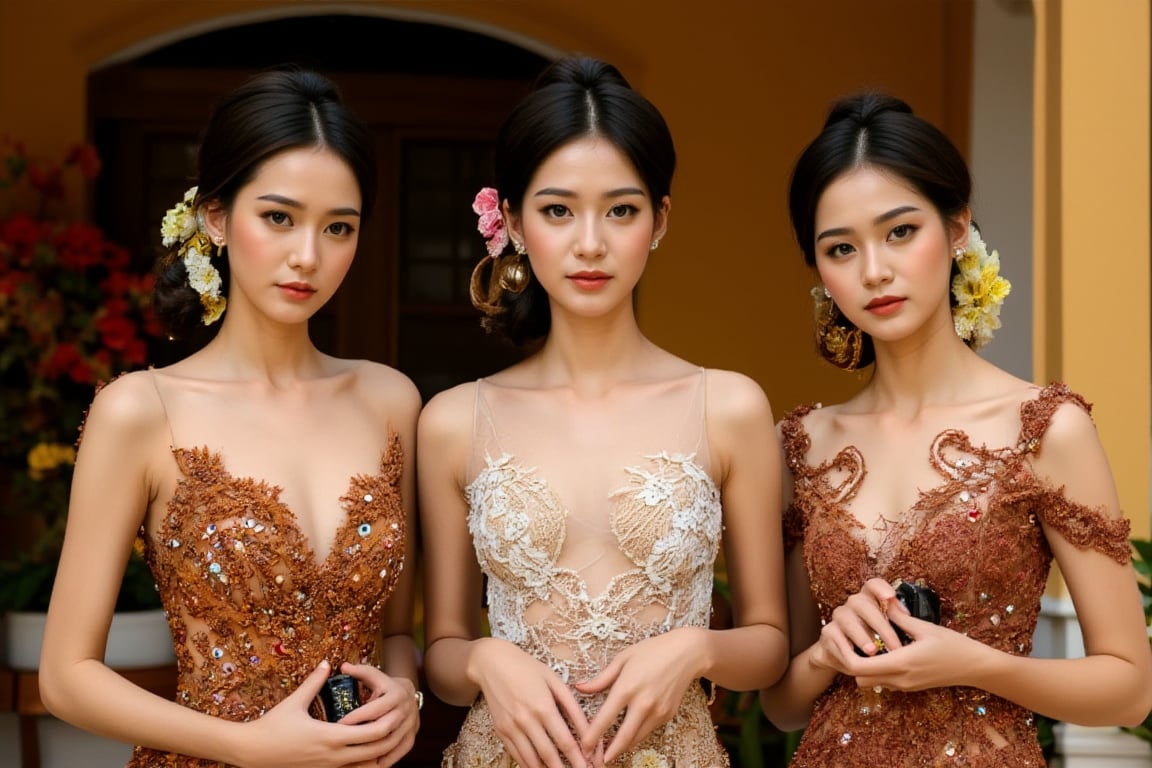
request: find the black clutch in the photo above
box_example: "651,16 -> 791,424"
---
312,673 -> 362,721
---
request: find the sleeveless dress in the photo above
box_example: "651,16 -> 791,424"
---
780,383 -> 1132,768
443,369 -> 731,768
125,375 -> 407,768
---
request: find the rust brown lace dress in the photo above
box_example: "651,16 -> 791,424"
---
781,383 -> 1131,768
125,433 -> 406,767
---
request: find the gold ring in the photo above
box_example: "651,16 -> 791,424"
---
414,690 -> 424,710
872,633 -> 886,652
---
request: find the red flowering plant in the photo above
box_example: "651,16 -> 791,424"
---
0,138 -> 162,613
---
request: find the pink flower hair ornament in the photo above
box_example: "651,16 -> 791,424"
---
472,187 -> 509,258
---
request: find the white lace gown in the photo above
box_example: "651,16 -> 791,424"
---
443,369 -> 730,768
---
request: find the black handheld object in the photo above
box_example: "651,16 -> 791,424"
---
891,579 -> 941,645
855,579 -> 940,656
314,674 -> 362,721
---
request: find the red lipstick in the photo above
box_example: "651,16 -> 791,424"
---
278,282 -> 316,301
568,270 -> 610,291
865,296 -> 905,316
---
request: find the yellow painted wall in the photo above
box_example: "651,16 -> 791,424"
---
1033,0 -> 1150,538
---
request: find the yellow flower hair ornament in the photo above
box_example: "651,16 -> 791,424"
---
160,186 -> 227,325
952,223 -> 1010,349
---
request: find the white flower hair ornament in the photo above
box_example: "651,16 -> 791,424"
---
951,223 -> 1010,349
160,186 -> 227,325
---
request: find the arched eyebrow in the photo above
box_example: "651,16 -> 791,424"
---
532,187 -> 646,198
257,193 -> 360,217
817,205 -> 922,241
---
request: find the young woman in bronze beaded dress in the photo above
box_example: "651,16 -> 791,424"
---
417,56 -> 790,768
759,93 -> 1152,767
38,69 -> 422,768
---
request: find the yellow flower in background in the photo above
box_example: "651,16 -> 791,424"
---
27,441 -> 76,480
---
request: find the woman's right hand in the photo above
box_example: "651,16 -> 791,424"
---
471,638 -> 592,768
811,577 -> 905,674
237,661 -> 395,768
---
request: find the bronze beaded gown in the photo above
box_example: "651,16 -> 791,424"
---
780,383 -> 1132,768
443,370 -> 730,768
124,376 -> 407,768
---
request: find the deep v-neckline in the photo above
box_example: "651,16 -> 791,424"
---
166,444 -> 390,570
467,452 -> 719,599
794,419 -> 1027,560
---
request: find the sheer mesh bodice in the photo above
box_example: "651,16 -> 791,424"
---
444,369 -> 730,768
781,383 -> 1132,768
126,373 -> 407,768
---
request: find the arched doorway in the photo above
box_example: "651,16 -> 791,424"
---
88,13 -> 548,403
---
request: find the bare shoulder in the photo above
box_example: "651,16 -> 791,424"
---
350,360 -> 422,419
419,380 -> 478,439
1033,387 -> 1102,457
704,368 -> 773,423
84,370 -> 167,438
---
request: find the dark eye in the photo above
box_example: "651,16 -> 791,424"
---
266,211 -> 290,226
543,204 -> 569,218
328,222 -> 355,236
608,204 -> 637,218
890,224 -> 917,240
828,242 -> 854,257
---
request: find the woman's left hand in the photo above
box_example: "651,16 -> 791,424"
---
573,628 -> 706,765
335,663 -> 420,768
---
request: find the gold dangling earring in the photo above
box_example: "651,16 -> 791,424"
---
500,241 -> 530,294
812,286 -> 863,370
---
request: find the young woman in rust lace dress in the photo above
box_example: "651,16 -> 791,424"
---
759,92 -> 1152,767
38,68 -> 422,767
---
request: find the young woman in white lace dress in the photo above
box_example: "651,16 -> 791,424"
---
417,56 -> 789,768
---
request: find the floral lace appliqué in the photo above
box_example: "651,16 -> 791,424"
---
451,451 -> 729,768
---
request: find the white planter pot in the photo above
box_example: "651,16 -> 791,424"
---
1,609 -> 175,671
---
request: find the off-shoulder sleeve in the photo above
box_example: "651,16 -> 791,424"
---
1037,489 -> 1132,565
1018,382 -> 1131,565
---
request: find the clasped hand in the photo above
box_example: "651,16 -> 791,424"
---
477,630 -> 703,768
238,660 -> 418,768
812,577 -> 973,692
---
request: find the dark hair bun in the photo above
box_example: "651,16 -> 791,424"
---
152,257 -> 219,340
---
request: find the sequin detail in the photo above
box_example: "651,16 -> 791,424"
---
780,383 -> 1131,768
127,432 -> 406,768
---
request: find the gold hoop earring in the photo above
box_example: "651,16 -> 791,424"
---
499,254 -> 530,294
812,286 -> 863,370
